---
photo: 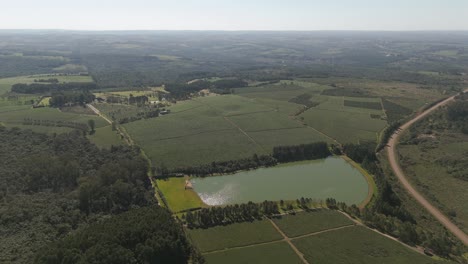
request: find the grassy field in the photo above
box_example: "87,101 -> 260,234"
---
273,210 -> 353,238
187,220 -> 282,252
293,226 -> 440,264
398,111 -> 468,233
204,242 -> 303,264
87,125 -> 123,149
157,177 -> 206,212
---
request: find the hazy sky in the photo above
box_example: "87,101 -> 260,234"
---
2,0 -> 468,31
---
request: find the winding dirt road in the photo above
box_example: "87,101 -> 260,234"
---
386,90 -> 468,246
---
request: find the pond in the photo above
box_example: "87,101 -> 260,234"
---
190,157 -> 369,206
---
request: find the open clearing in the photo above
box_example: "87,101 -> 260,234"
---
293,226 -> 440,264
157,177 -> 206,212
187,220 -> 282,253
87,125 -> 123,149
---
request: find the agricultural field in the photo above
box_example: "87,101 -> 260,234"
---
189,210 -> 441,264
272,210 -> 353,237
293,226 -> 441,264
157,177 -> 206,212
119,77 -> 451,168
187,220 -> 282,252
203,242 -> 303,264
0,107 -> 107,134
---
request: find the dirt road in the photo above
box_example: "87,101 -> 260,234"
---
386,90 -> 468,246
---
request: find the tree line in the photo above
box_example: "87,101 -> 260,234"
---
162,154 -> 277,177
23,118 -> 89,131
272,142 -> 330,162
183,201 -> 279,229
11,82 -> 97,94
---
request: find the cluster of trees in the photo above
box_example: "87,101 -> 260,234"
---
35,206 -> 204,264
272,142 -> 330,162
118,109 -> 160,124
128,95 -> 149,105
183,201 -> 279,229
34,78 -> 59,83
288,93 -> 319,108
165,79 -> 247,99
23,118 -> 89,131
376,121 -> 402,151
49,90 -> 95,107
447,100 -> 468,134
11,82 -> 97,94
166,154 -> 277,177
343,143 -> 377,164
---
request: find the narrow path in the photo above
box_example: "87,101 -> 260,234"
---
86,103 -> 112,124
290,224 -> 355,240
223,116 -> 267,153
86,103 -> 134,145
268,219 -> 310,264
386,89 -> 468,246
203,239 -> 285,255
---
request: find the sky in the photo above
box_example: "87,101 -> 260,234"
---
1,0 -> 468,31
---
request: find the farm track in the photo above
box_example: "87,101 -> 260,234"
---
386,89 -> 468,246
203,214 -> 357,264
223,116 -> 267,153
267,219 -> 310,264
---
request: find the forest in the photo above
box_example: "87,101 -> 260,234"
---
35,206 -> 202,264
0,127 -> 202,263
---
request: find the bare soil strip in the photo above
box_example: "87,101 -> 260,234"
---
386,90 -> 468,246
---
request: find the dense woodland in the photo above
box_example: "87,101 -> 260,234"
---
0,127 -> 202,263
35,206 -> 203,264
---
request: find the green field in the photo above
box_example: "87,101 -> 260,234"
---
273,210 -> 353,238
87,125 -> 123,149
0,107 -> 107,127
293,226 -> 440,264
157,177 -> 206,212
204,242 -> 303,264
187,220 -> 282,252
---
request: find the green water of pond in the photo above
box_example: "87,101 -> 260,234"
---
191,157 -> 368,206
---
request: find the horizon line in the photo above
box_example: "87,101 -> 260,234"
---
1,28 -> 468,33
